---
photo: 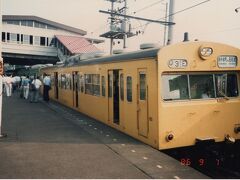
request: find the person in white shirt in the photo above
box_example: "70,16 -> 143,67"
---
4,75 -> 13,97
30,76 -> 42,103
43,73 -> 51,102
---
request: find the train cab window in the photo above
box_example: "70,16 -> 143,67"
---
162,75 -> 189,101
189,74 -> 215,99
102,76 -> 106,97
120,74 -> 124,100
127,76 -> 132,102
139,73 -> 146,100
215,73 -> 238,98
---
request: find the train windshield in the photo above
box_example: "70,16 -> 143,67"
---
162,72 -> 238,101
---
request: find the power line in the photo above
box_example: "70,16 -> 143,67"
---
133,0 -> 166,14
132,0 -> 211,30
165,0 -> 211,19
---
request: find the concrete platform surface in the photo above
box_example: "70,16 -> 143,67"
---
0,93 -> 208,179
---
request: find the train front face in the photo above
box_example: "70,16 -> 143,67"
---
157,41 -> 240,150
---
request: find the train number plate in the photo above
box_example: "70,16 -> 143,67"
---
168,59 -> 188,69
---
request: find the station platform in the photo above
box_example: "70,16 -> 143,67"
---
0,93 -> 208,179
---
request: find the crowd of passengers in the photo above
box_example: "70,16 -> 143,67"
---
2,73 -> 51,103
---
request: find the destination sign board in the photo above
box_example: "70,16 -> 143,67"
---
217,56 -> 237,68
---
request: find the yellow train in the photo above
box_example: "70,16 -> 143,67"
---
40,41 -> 240,150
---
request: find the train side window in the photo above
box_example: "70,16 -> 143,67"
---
162,75 -> 189,101
85,74 -> 93,95
80,74 -> 84,93
120,73 -> 124,100
127,76 -> 132,102
139,73 -> 146,100
61,74 -> 66,89
66,74 -> 71,90
108,74 -> 112,97
102,76 -> 106,97
58,74 -> 61,87
93,74 -> 100,96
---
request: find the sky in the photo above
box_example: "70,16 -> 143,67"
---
1,0 -> 240,53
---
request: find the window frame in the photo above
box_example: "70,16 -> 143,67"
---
101,76 -> 106,97
126,76 -> 133,102
84,74 -> 100,96
120,73 -> 124,101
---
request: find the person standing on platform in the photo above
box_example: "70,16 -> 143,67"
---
22,76 -> 30,99
30,76 -> 42,103
43,73 -> 51,102
4,75 -> 13,97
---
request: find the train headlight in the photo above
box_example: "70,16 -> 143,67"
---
166,133 -> 174,142
199,46 -> 213,60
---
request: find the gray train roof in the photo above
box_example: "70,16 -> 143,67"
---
71,47 -> 161,67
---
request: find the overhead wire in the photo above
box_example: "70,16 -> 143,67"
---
132,0 -> 166,14
132,0 -> 211,30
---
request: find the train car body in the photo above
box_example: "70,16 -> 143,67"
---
41,41 -> 240,150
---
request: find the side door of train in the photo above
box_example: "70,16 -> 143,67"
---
108,69 -> 124,127
137,68 -> 149,137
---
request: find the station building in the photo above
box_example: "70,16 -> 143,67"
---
1,15 -> 104,65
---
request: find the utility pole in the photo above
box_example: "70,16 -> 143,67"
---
163,2 -> 168,46
0,0 -> 5,138
100,0 -> 134,54
100,0 -> 175,54
167,0 -> 175,45
110,0 -> 114,54
123,0 -> 127,49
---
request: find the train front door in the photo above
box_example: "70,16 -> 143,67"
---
108,70 -> 121,125
72,71 -> 79,108
137,69 -> 149,137
54,72 -> 58,99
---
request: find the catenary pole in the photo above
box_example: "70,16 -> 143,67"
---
110,1 -> 114,55
123,0 -> 127,49
0,0 -> 4,138
167,0 -> 175,45
163,2 -> 168,46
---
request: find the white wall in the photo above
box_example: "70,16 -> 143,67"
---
2,23 -> 82,37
